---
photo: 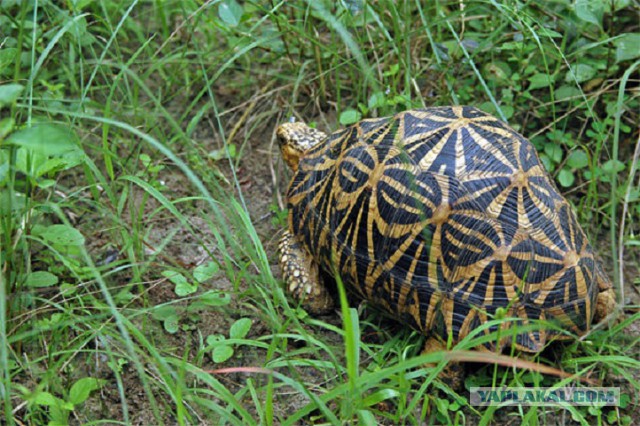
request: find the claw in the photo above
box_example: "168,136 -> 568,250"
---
279,231 -> 334,314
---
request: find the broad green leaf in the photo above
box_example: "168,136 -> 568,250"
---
151,305 -> 180,334
566,149 -> 589,169
498,41 -> 524,51
484,61 -> 511,82
619,393 -> 630,408
539,153 -> 553,172
574,0 -> 604,28
614,33 -> 640,62
478,101 -> 496,116
383,63 -> 400,77
37,156 -> 84,177
25,271 -> 59,288
209,143 -> 237,161
566,64 -> 596,83
230,318 -> 251,339
69,378 -> 105,405
0,83 -> 24,107
339,109 -> 362,125
367,91 -> 386,109
36,313 -> 64,329
601,159 -> 625,174
0,117 -> 15,140
557,169 -> 575,187
361,389 -> 401,407
0,48 -> 17,75
194,262 -> 220,283
528,73 -> 554,90
6,124 -> 82,157
538,28 -> 563,38
212,345 -> 234,363
620,187 -> 639,202
544,143 -> 563,164
501,105 -> 514,120
67,15 -> 96,46
0,160 -> 9,183
609,0 -> 630,9
390,94 -> 411,107
107,358 -> 128,373
206,334 -> 225,345
435,397 -> 449,415
39,225 -> 85,246
69,0 -> 95,11
33,391 -> 58,407
60,283 -> 76,295
189,291 -> 231,310
164,315 -> 179,334
162,270 -> 197,296
218,0 -> 243,27
39,178 -> 60,188
14,147 -> 47,179
49,407 -> 72,426
357,410 -> 377,425
151,305 -> 177,321
555,85 -> 582,101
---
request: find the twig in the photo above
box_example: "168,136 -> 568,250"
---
618,133 -> 640,308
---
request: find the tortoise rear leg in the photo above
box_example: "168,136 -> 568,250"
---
595,288 -> 616,323
594,263 -> 617,323
278,231 -> 334,314
423,337 -> 465,391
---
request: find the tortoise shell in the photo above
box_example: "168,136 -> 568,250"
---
284,106 -> 611,352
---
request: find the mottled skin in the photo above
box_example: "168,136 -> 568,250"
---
277,107 -> 616,384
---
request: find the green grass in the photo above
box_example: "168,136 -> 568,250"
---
1,0 -> 638,424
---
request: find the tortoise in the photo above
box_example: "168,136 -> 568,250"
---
277,106 -> 616,362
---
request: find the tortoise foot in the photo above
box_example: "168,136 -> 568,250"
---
422,337 -> 465,391
595,288 -> 616,323
278,231 -> 334,314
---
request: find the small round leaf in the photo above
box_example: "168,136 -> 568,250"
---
566,149 -> 589,169
194,262 -> 220,283
162,270 -> 197,296
557,168 -> 575,187
212,345 -> 234,363
339,109 -> 362,126
230,318 -> 252,339
164,316 -> 179,334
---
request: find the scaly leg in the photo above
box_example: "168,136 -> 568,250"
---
278,231 -> 334,314
422,336 -> 465,391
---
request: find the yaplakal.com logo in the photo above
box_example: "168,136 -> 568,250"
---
470,387 -> 620,407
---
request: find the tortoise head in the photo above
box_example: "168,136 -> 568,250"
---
277,121 -> 327,172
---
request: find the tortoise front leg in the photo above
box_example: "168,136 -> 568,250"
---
278,231 -> 334,314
